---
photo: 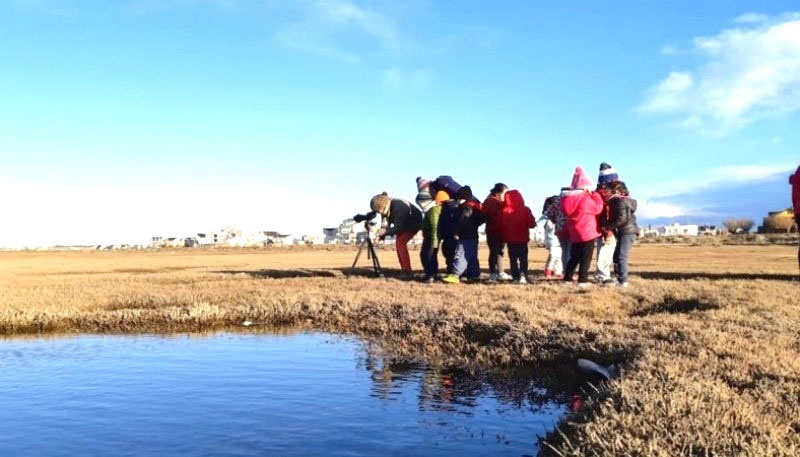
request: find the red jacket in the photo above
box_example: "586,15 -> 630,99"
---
501,190 -> 535,243
482,195 -> 504,237
792,165 -> 800,217
561,190 -> 604,242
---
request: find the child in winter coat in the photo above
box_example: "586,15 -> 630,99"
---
537,196 -> 563,279
501,190 -> 536,283
561,167 -> 604,287
594,162 -> 619,284
415,177 -> 435,213
420,191 -> 450,283
442,186 -> 485,283
483,183 -> 512,281
606,181 -> 639,288
546,188 -> 573,269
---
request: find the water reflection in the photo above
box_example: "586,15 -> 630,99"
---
361,354 -> 571,415
0,331 -> 569,457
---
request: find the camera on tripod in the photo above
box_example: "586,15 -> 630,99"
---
353,211 -> 378,225
348,211 -> 383,277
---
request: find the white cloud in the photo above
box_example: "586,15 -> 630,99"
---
274,0 -> 400,62
735,13 -> 768,24
660,45 -> 679,56
636,200 -> 692,220
639,13 -> 800,135
636,163 -> 792,220
382,67 -> 431,90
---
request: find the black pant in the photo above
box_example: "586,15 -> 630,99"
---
420,239 -> 439,279
507,242 -> 528,280
564,239 -> 596,283
486,234 -> 505,274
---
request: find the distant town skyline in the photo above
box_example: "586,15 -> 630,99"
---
1,1 -> 798,247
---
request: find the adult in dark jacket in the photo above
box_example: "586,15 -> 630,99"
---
483,183 -> 511,281
606,181 -> 639,288
443,186 -> 485,283
370,192 -> 423,275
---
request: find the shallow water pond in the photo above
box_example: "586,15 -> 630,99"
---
0,331 -> 569,456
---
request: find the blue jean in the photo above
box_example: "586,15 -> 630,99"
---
420,238 -> 439,279
441,238 -> 457,274
558,235 -> 571,270
507,242 -> 528,280
613,234 -> 636,284
453,239 -> 480,278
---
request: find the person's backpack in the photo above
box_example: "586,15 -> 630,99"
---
431,176 -> 463,198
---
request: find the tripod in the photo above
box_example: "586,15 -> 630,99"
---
349,229 -> 383,277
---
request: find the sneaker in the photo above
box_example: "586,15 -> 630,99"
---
498,272 -> 513,281
442,274 -> 460,284
617,282 -> 629,289
489,273 -> 499,281
518,276 -> 528,284
422,276 -> 435,284
602,279 -> 616,287
577,282 -> 593,290
544,269 -> 552,278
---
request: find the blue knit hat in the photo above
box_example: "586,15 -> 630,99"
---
598,162 -> 619,185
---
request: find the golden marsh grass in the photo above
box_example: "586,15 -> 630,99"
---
1,243 -> 798,455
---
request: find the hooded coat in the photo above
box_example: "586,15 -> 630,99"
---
482,194 -> 505,237
560,190 -> 604,243
607,195 -> 639,236
501,190 -> 535,243
792,165 -> 800,217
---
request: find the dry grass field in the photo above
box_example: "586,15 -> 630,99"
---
1,242 -> 798,456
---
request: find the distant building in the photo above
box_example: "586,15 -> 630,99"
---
758,208 -> 797,233
322,228 -> 338,244
658,223 -> 699,237
698,225 -> 722,236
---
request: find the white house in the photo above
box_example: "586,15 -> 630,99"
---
658,223 -> 699,237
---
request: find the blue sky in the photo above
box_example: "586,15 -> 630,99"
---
1,0 -> 798,247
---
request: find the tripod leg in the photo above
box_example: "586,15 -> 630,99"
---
367,239 -> 382,277
349,239 -> 368,275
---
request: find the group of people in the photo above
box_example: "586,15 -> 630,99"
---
366,162 -> 640,288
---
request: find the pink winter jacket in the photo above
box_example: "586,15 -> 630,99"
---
560,190 -> 604,243
792,165 -> 800,217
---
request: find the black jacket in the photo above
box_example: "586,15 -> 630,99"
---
384,199 -> 422,236
457,203 -> 486,240
608,196 -> 639,236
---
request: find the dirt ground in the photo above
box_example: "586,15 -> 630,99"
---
1,242 -> 798,455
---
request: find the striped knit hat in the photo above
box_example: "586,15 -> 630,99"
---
598,162 -> 619,185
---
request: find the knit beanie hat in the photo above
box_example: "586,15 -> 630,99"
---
434,190 -> 450,203
456,185 -> 473,201
597,162 -> 619,185
416,176 -> 431,191
370,192 -> 391,215
571,167 -> 593,190
415,188 -> 433,213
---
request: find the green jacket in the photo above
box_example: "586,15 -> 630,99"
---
423,205 -> 442,245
